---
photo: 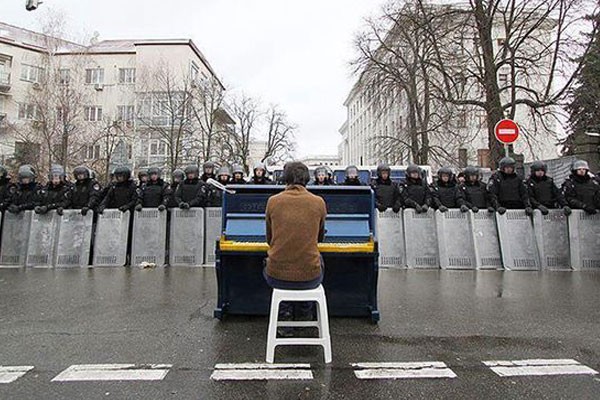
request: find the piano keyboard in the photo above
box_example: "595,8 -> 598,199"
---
219,238 -> 375,253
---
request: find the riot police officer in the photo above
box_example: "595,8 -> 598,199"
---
135,167 -> 171,212
561,160 -> 600,214
137,169 -> 148,188
311,166 -> 332,186
207,166 -> 232,207
400,164 -> 431,213
341,165 -> 363,186
251,162 -> 272,184
231,164 -> 247,184
201,161 -> 217,182
526,161 -> 570,215
0,165 -> 15,211
8,165 -> 40,214
457,166 -> 493,213
487,157 -> 533,215
430,167 -> 459,212
167,169 -> 184,208
97,166 -> 137,213
371,164 -> 401,212
68,165 -> 101,215
36,165 -> 69,215
175,165 -> 208,208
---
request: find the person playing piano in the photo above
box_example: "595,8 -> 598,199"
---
263,162 -> 327,330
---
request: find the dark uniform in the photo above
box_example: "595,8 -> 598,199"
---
167,169 -> 184,208
97,166 -> 138,213
371,164 -> 401,212
231,164 -> 247,184
487,157 -> 532,215
251,162 -> 272,184
561,160 -> 600,214
400,164 -> 431,213
8,165 -> 40,214
341,165 -> 363,186
175,165 -> 208,208
430,167 -> 459,212
457,166 -> 493,213
68,165 -> 102,215
311,166 -> 333,186
0,166 -> 15,211
36,165 -> 70,215
135,167 -> 171,211
525,161 -> 570,215
200,161 -> 217,183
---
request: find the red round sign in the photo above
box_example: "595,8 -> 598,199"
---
494,119 -> 519,144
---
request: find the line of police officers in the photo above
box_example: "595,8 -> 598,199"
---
369,158 -> 600,216
0,158 -> 598,216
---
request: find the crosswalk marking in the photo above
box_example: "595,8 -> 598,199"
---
352,361 -> 457,380
0,366 -> 34,384
211,363 -> 313,381
51,364 -> 172,382
483,359 -> 599,377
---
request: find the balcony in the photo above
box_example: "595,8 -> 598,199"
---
0,71 -> 10,93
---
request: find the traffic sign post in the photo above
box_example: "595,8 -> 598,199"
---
494,119 -> 520,157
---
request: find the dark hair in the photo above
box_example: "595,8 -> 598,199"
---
283,162 -> 310,186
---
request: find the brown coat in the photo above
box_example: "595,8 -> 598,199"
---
266,185 -> 327,281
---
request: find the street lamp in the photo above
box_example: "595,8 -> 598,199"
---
25,0 -> 42,11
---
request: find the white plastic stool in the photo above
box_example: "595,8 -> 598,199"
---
266,284 -> 332,364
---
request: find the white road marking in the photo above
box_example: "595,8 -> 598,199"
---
51,364 -> 172,382
211,363 -> 313,381
352,361 -> 457,380
0,366 -> 34,384
483,359 -> 598,377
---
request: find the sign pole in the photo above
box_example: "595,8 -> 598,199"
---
504,144 -> 509,158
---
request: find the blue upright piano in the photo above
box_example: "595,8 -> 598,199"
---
214,185 -> 380,323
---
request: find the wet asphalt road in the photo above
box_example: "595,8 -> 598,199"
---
0,267 -> 599,399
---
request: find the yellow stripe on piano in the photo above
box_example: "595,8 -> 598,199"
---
219,238 -> 375,253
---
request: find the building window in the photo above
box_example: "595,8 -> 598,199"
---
85,68 -> 104,84
84,106 -> 103,122
18,103 -> 38,120
456,110 -> 467,128
117,105 -> 135,126
190,62 -> 199,81
138,92 -> 186,126
58,69 -> 70,85
20,64 -> 43,83
56,107 -> 65,122
83,144 -> 101,160
14,141 -> 40,164
149,139 -> 167,156
118,68 -> 135,84
498,72 -> 508,86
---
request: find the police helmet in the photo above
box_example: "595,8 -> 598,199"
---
406,164 -> 421,176
184,165 -> 199,176
73,166 -> 89,180
530,161 -> 547,174
203,161 -> 216,173
463,166 -> 480,178
377,163 -> 391,177
232,164 -> 245,175
48,164 -> 65,181
147,167 -> 161,178
499,157 -> 516,170
571,159 -> 589,172
437,166 -> 453,180
345,165 -> 359,176
172,169 -> 184,181
113,166 -> 131,180
314,166 -> 327,178
254,162 -> 267,173
18,165 -> 36,180
138,169 -> 148,180
217,166 -> 232,178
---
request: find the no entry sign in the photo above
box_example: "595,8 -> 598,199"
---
494,119 -> 519,144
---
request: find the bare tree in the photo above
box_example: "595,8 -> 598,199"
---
229,95 -> 260,173
262,105 -> 296,164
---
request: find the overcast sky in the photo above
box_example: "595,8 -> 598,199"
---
2,0 -> 387,158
